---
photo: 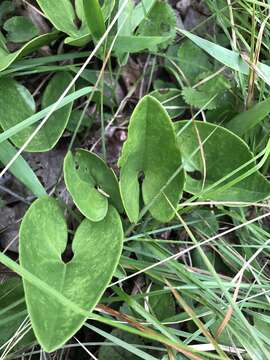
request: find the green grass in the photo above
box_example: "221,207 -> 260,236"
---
1,0 -> 270,359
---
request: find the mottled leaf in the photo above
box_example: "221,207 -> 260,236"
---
64,150 -> 123,221
20,196 -> 123,352
119,95 -> 184,223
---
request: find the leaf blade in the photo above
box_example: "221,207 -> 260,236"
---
175,120 -> 270,202
83,0 -> 106,40
119,95 -> 184,223
20,197 -> 123,352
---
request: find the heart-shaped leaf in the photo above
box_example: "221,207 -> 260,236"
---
19,196 -> 123,352
119,95 -> 184,223
0,72 -> 74,152
175,121 -> 270,202
64,149 -> 123,221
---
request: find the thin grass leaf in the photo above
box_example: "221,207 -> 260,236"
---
0,32 -> 59,72
0,86 -> 93,144
178,29 -> 270,79
226,96 -> 270,136
0,140 -> 46,197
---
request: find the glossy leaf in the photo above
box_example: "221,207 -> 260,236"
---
64,150 -> 123,221
149,88 -> 186,118
0,140 -> 46,197
83,0 -> 106,40
20,196 -> 123,352
175,120 -> 270,202
0,72 -> 74,152
119,95 -> 184,223
0,32 -> 59,72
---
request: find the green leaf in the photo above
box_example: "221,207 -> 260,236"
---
178,29 -> 270,79
66,109 -> 93,133
64,0 -> 114,46
175,120 -> 270,202
119,95 -> 184,223
137,1 -> 176,51
118,0 -> 134,37
64,149 -> 123,221
0,140 -> 46,197
0,86 -> 92,144
4,16 -> 40,43
98,328 -> 158,360
0,31 -> 8,51
130,0 -> 156,31
149,285 -> 175,321
0,32 -> 59,72
177,40 -> 212,83
149,88 -> 186,118
0,72 -> 74,152
113,35 -> 171,55
19,196 -> 123,352
36,0 -> 79,37
102,0 -> 116,21
182,74 -> 230,110
226,96 -> 270,136
0,1 -> 15,26
0,278 -> 35,355
83,0 -> 106,40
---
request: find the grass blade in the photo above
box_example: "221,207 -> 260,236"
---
226,96 -> 270,135
0,140 -> 46,197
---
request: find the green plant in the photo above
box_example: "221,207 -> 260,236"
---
1,1 -> 270,359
